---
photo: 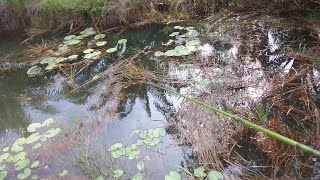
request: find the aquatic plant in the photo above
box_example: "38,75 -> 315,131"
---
155,26 -> 202,57
254,103 -> 272,121
0,118 -> 62,179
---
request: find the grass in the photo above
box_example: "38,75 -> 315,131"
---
254,102 -> 272,122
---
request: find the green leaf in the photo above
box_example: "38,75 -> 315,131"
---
132,172 -> 143,180
84,51 -> 102,60
165,171 -> 181,180
117,39 -> 127,44
64,35 -> 76,41
0,153 -> 10,163
0,170 -> 7,179
186,39 -> 201,47
25,133 -> 41,144
162,39 -> 174,46
27,66 -> 41,76
93,176 -> 104,180
153,128 -> 166,137
2,147 -> 9,152
131,130 -> 140,136
154,51 -> 164,57
106,48 -> 117,53
42,118 -> 54,127
83,48 -> 95,54
0,165 -> 5,171
65,39 -> 81,46
67,54 -> 78,61
27,123 -> 42,133
96,41 -> 107,47
45,128 -> 61,138
31,161 -> 40,169
194,166 -> 207,178
32,143 -> 42,149
13,152 -> 26,163
208,170 -> 224,180
94,34 -> 106,40
17,168 -> 31,179
112,169 -> 124,178
174,26 -> 184,30
15,158 -> 30,171
169,32 -> 179,37
137,161 -> 144,171
59,170 -> 68,177
31,175 -> 39,180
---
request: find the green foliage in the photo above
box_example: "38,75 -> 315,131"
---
194,166 -> 207,178
0,118 -> 62,179
112,169 -> 124,178
208,170 -> 224,180
165,171 -> 181,180
254,103 -> 272,121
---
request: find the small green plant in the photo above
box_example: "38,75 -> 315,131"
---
164,167 -> 224,180
254,103 -> 272,121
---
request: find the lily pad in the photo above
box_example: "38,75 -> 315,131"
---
32,143 -> 42,149
112,169 -> 124,178
59,170 -> 68,177
83,48 -> 95,54
169,32 -> 180,37
25,133 -> 41,144
96,41 -> 107,47
94,34 -> 105,40
0,170 -> 7,179
17,168 -> 31,180
186,39 -> 201,47
42,118 -> 54,127
154,51 -> 164,57
186,30 -> 200,37
84,51 -> 102,60
27,66 -> 41,76
194,166 -> 207,178
208,170 -> 224,180
0,153 -> 10,163
153,127 -> 166,137
0,165 -> 5,171
117,39 -> 127,44
106,48 -> 117,53
65,39 -> 81,46
40,57 -> 56,64
137,161 -> 144,171
67,54 -> 78,61
15,158 -> 30,171
27,123 -> 42,132
132,172 -> 143,180
64,35 -> 76,41
2,147 -> 9,152
174,26 -> 184,30
165,171 -> 181,180
162,39 -> 174,46
45,128 -> 61,138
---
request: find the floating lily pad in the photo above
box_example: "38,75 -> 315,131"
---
132,172 -> 143,180
84,51 -> 102,60
74,36 -> 84,40
64,35 -> 76,41
0,165 -> 5,171
40,57 -> 56,64
194,167 -> 207,178
185,26 -> 196,31
27,66 -> 41,76
42,118 -> 54,127
162,39 -> 174,46
186,30 -> 200,37
32,143 -> 42,149
165,171 -> 181,180
106,48 -> 117,53
83,49 -> 95,54
25,133 -> 41,144
108,143 -> 124,159
96,41 -> 107,47
208,170 -> 224,180
45,64 -> 57,70
17,168 -> 31,180
0,153 -> 10,163
2,147 -> 9,152
67,54 -> 78,61
186,39 -> 201,47
112,169 -> 124,178
153,127 -> 166,137
117,39 -> 127,44
94,34 -> 105,40
15,158 -> 30,171
164,49 -> 178,57
169,32 -> 180,37
13,152 -> 27,163
137,161 -> 144,171
59,170 -> 68,177
45,128 -> 61,138
0,170 -> 7,179
64,39 -> 81,46
80,27 -> 96,37
27,123 -> 42,132
154,51 -> 164,57
174,26 -> 184,30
